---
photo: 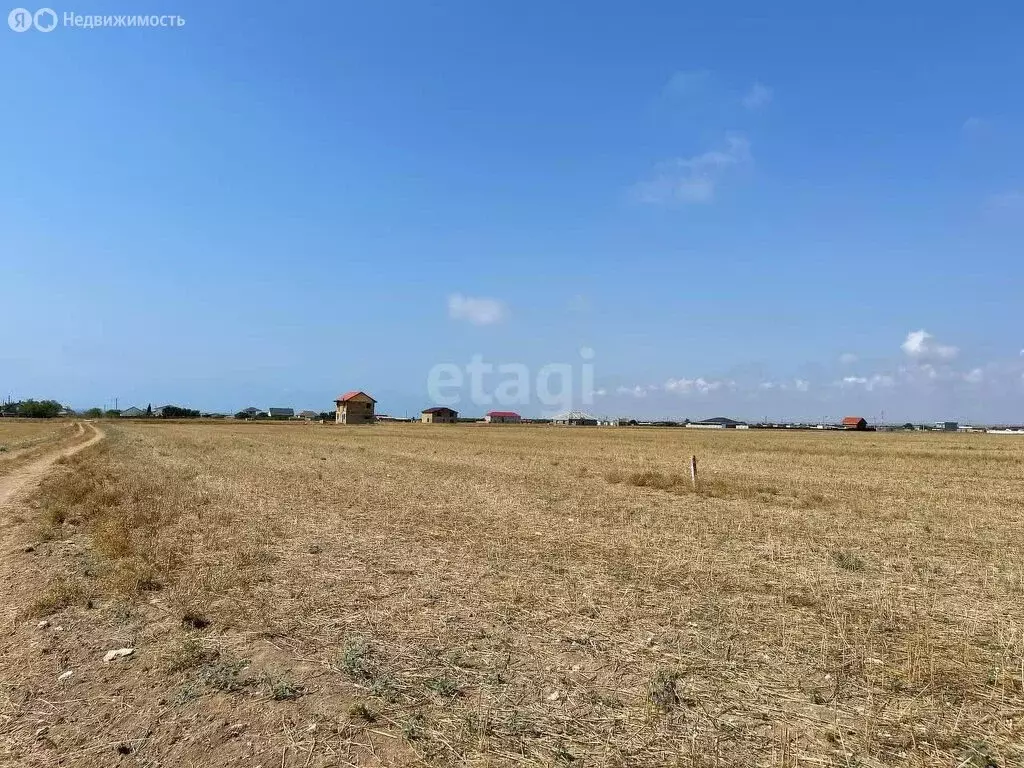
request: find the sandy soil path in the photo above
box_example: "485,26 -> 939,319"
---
0,422 -> 104,511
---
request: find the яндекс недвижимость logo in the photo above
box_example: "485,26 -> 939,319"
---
8,7 -> 56,31
8,8 -> 184,31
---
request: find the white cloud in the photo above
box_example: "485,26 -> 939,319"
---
840,374 -> 895,392
447,294 -> 507,326
617,385 -> 656,399
742,82 -> 773,110
964,368 -> 984,384
794,379 -> 810,392
839,352 -> 858,365
901,330 -> 959,361
758,381 -> 775,390
664,377 -> 731,395
633,134 -> 751,205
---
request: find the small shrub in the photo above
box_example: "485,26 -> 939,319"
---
339,638 -> 373,680
831,549 -> 865,572
204,659 -> 253,692
370,674 -> 401,702
402,712 -> 426,741
426,675 -> 460,697
647,669 -> 681,712
264,674 -> 305,701
168,638 -> 220,672
29,578 -> 87,617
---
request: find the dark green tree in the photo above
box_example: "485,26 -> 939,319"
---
159,405 -> 200,419
17,399 -> 64,418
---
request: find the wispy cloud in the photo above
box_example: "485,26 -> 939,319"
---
742,82 -> 773,110
963,368 -> 984,384
985,190 -> 1024,214
664,377 -> 732,394
901,330 -> 958,361
839,352 -> 858,365
447,294 -> 507,326
633,134 -> 751,205
962,116 -> 992,137
566,294 -> 590,314
616,385 -> 657,398
839,374 -> 895,391
663,69 -> 712,99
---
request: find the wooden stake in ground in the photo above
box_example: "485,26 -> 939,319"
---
690,455 -> 698,490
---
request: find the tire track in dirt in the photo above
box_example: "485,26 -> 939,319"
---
0,421 -> 105,512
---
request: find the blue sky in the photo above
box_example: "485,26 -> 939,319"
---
2,1 -> 1022,422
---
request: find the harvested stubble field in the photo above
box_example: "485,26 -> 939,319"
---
2,422 -> 1023,767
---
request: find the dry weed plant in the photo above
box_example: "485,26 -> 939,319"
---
2,421 -> 1023,766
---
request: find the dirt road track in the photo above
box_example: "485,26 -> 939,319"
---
0,421 -> 105,511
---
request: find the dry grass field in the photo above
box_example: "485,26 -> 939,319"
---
0,419 -> 82,479
2,421 -> 1023,767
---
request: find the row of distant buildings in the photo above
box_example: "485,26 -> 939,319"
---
117,395 -> 1024,433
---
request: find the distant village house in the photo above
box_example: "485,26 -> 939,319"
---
267,407 -> 294,419
421,406 -> 458,424
336,391 -> 376,424
687,417 -> 748,430
485,411 -> 521,424
842,416 -> 868,431
552,410 -> 597,426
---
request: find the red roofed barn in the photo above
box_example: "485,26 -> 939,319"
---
335,391 -> 376,424
841,416 -> 868,431
485,410 -> 521,424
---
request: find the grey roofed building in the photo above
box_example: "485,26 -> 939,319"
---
267,407 -> 294,418
552,410 -> 598,426
298,410 -> 319,419
120,406 -> 145,418
687,416 -> 748,429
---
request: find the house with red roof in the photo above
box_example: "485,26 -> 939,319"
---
484,410 -> 521,424
841,416 -> 868,430
335,391 -> 376,424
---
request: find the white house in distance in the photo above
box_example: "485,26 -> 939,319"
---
485,410 -> 521,424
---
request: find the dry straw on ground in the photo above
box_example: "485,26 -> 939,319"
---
2,421 -> 1022,767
